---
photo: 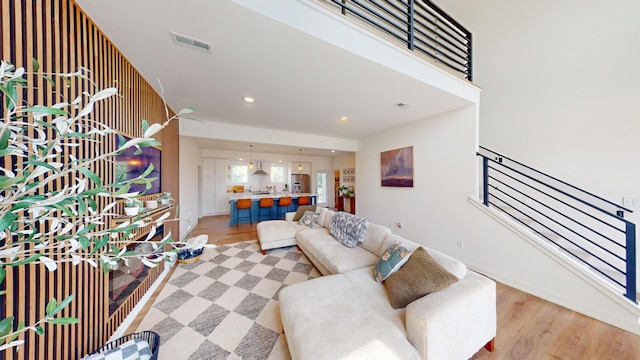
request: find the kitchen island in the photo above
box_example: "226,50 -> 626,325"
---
228,193 -> 316,226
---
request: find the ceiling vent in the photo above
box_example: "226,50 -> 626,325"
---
394,102 -> 412,109
170,31 -> 212,53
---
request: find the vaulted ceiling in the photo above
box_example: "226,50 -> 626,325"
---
76,0 -> 471,156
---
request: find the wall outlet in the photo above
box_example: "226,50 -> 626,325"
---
622,197 -> 640,207
457,240 -> 464,248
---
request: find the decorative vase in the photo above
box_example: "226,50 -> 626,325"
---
124,207 -> 139,216
159,199 -> 170,205
146,200 -> 158,209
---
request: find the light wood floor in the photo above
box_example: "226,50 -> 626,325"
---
134,215 -> 639,359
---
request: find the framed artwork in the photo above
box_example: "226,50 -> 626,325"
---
342,168 -> 355,183
381,146 -> 413,187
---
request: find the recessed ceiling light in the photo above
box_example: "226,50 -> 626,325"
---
331,150 -> 336,153
239,158 -> 243,161
339,116 -> 348,121
243,96 -> 255,103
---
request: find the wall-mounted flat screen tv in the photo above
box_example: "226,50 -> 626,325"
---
114,134 -> 161,195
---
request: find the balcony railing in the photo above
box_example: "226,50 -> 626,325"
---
477,147 -> 637,303
322,0 -> 473,80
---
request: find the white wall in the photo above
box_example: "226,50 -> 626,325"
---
436,0 -> 640,224
357,104 -> 640,334
332,153 -> 356,186
357,105 -> 479,243
178,136 -> 201,239
438,0 -> 640,309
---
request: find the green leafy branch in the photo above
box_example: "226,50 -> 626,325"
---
0,59 -> 199,352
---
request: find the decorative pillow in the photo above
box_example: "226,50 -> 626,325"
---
292,204 -> 317,221
82,338 -> 152,360
329,211 -> 370,248
375,243 -> 412,282
297,211 -> 320,228
383,247 -> 459,309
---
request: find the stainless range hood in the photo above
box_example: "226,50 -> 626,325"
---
253,161 -> 269,175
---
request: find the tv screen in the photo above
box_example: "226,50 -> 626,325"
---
114,134 -> 161,195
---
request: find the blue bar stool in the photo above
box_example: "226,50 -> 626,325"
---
236,198 -> 253,227
258,198 -> 274,222
277,196 -> 292,219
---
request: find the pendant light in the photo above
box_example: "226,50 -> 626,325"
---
298,149 -> 303,171
248,144 -> 254,169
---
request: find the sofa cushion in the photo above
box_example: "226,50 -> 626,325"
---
324,210 -> 336,228
361,223 -> 392,255
381,234 -> 467,279
374,243 -> 412,282
297,211 -> 320,228
292,204 -> 317,221
297,228 -> 378,274
384,247 -> 459,309
279,271 -> 421,360
316,207 -> 328,228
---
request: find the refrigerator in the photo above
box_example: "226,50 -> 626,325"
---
291,174 -> 310,194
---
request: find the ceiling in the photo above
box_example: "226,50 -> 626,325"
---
76,0 -> 470,156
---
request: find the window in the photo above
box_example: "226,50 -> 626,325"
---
231,165 -> 248,183
270,165 -> 285,183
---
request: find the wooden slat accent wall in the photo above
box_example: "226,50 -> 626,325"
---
0,1 -> 180,359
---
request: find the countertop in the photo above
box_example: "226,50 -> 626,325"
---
228,192 -> 315,201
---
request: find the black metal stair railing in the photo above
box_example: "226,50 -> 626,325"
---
477,146 -> 637,303
322,0 -> 473,81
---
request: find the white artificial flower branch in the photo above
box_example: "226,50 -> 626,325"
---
0,60 -> 198,352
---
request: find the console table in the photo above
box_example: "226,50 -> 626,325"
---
336,195 -> 356,214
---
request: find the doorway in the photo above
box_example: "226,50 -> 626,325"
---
333,169 -> 340,209
316,171 -> 328,207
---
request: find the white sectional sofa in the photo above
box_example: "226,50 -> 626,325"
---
258,207 -> 496,360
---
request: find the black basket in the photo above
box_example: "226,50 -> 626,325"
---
87,331 -> 160,360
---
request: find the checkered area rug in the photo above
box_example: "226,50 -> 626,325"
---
135,240 -> 320,360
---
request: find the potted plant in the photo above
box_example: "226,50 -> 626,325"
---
337,185 -> 347,196
124,198 -> 143,216
157,192 -> 173,205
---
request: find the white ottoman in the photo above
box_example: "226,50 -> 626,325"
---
257,220 -> 300,254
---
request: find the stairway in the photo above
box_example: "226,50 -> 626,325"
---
477,147 -> 637,304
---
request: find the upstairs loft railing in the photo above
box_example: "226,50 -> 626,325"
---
477,147 -> 637,304
321,0 -> 473,81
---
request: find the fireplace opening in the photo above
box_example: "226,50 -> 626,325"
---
109,225 -> 164,315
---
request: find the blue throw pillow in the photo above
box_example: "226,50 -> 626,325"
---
375,243 -> 412,282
